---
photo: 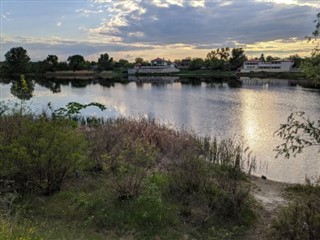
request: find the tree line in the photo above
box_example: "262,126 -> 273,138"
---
0,45 -> 308,76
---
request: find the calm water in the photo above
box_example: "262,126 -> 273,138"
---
1,76 -> 320,183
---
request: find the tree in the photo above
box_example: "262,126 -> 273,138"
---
266,55 -> 280,62
56,61 -> 70,71
118,59 -> 130,68
135,57 -> 144,64
288,54 -> 303,68
206,48 -> 230,70
67,55 -> 85,71
98,53 -> 113,71
4,47 -> 30,74
229,48 -> 247,70
301,12 -> 320,83
259,53 -> 265,62
189,58 -> 204,70
45,55 -> 58,72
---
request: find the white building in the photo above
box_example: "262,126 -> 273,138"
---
240,60 -> 294,72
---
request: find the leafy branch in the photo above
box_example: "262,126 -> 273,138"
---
51,102 -> 106,119
274,112 -> 320,158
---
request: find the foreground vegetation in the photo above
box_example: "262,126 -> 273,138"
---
0,105 -> 257,239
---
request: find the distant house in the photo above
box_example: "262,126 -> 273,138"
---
151,57 -> 171,66
240,60 -> 294,72
128,57 -> 179,75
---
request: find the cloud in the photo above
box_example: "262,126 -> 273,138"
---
1,11 -> 11,21
76,8 -> 104,17
2,0 -> 319,61
255,0 -> 320,8
87,0 -> 317,48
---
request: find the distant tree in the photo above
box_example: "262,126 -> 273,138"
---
206,48 -> 230,70
134,57 -> 149,66
207,48 -> 230,61
45,55 -> 58,72
229,48 -> 247,70
288,54 -> 303,68
266,55 -> 280,62
67,55 -> 85,71
189,58 -> 204,70
29,61 -> 50,74
118,59 -> 129,68
4,47 -> 30,74
56,61 -> 70,71
259,53 -> 265,62
98,53 -> 114,71
300,12 -> 320,83
135,57 -> 144,64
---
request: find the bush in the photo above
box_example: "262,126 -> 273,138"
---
0,115 -> 88,195
103,139 -> 158,199
271,186 -> 320,240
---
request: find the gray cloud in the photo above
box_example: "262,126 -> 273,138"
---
93,1 -> 318,46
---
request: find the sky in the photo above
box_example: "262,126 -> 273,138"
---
1,0 -> 319,62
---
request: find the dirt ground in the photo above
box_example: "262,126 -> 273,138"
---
244,176 -> 292,240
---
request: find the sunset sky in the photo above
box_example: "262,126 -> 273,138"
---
1,0 -> 319,62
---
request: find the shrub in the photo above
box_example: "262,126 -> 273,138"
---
271,186 -> 320,240
103,139 -> 158,199
0,115 -> 88,195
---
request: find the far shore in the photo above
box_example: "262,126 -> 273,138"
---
0,69 -> 308,80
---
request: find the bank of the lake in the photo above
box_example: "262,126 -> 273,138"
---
236,71 -> 306,80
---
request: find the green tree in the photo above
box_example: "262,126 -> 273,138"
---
67,55 -> 85,71
288,54 -> 303,68
206,48 -> 230,70
135,57 -> 144,64
4,47 -> 30,74
229,48 -> 247,70
45,55 -> 58,72
301,13 -> 320,82
56,61 -> 70,71
259,53 -> 265,62
189,58 -> 204,70
118,59 -> 130,68
98,53 -> 113,71
266,55 -> 280,62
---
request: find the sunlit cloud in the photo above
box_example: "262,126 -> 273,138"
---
255,0 -> 320,8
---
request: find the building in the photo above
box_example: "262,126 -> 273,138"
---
150,57 -> 171,66
240,60 -> 294,72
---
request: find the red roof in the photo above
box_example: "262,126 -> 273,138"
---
151,57 -> 167,62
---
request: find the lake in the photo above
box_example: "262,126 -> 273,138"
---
1,76 -> 320,183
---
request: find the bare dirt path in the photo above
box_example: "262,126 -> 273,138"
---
244,176 -> 292,240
